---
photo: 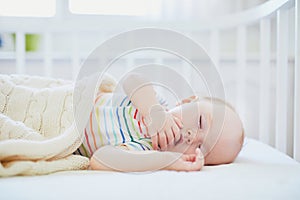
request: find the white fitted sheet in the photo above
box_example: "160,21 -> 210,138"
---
1,138 -> 300,200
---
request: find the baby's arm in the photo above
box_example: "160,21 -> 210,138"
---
122,73 -> 182,150
122,73 -> 159,117
90,146 -> 203,172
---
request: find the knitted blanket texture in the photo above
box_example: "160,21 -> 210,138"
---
0,74 -> 116,176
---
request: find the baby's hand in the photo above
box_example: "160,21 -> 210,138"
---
167,148 -> 204,171
176,95 -> 199,106
143,104 -> 183,151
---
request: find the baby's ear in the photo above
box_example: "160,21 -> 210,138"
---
98,74 -> 116,93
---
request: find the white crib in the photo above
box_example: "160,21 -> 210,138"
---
0,0 -> 299,162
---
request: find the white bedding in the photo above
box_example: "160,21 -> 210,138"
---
1,138 -> 300,200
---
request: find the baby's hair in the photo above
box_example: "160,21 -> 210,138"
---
198,96 -> 245,146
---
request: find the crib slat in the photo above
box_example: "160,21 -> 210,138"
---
259,18 -> 271,145
180,58 -> 192,84
275,9 -> 289,153
71,33 -> 80,80
16,32 -> 25,74
43,32 -> 53,77
126,58 -> 135,73
236,26 -> 247,121
294,0 -> 300,162
210,30 -> 220,68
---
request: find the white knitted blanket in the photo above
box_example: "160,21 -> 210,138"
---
0,74 -> 116,176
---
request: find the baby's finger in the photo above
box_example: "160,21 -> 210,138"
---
183,159 -> 203,171
175,101 -> 182,106
145,132 -> 150,138
173,115 -> 183,129
190,95 -> 199,102
195,148 -> 202,156
195,148 -> 205,168
151,134 -> 159,150
181,99 -> 190,104
165,128 -> 174,146
158,132 -> 167,151
181,154 -> 196,162
172,123 -> 181,142
190,160 -> 203,171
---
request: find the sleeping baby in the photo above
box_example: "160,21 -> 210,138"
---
75,73 -> 244,172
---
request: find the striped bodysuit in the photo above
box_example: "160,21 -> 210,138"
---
74,92 -> 168,158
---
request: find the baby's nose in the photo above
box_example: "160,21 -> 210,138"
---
184,130 -> 196,144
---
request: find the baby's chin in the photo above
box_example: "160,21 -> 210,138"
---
203,143 -> 241,165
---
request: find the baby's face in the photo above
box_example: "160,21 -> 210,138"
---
167,99 -> 244,165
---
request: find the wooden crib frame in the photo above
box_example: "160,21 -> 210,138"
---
0,0 -> 299,161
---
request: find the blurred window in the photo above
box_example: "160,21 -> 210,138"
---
69,0 -> 161,16
0,0 -> 55,17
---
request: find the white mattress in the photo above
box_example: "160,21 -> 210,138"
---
1,138 -> 300,200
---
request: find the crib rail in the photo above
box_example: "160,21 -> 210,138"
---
0,0 -> 298,161
0,0 -> 293,32
294,0 -> 300,162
